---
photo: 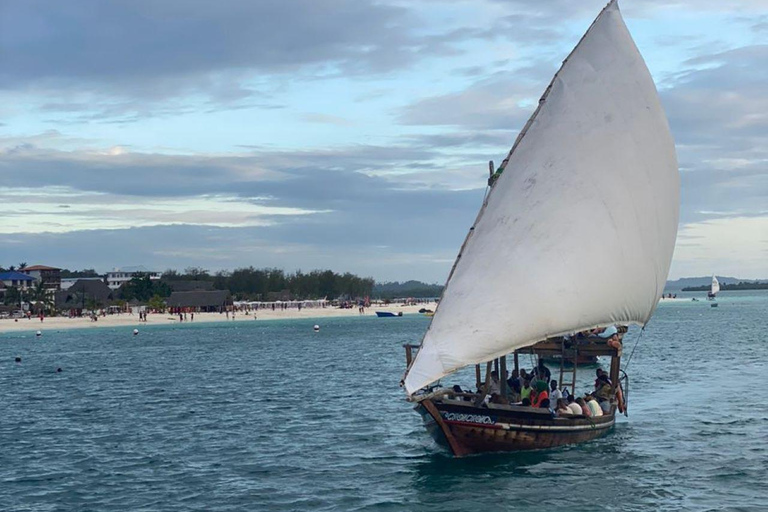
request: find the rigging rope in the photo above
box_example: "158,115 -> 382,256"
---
622,326 -> 645,372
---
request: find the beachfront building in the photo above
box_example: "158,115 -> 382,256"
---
20,265 -> 62,291
0,271 -> 36,291
166,290 -> 232,312
106,266 -> 161,290
55,279 -> 115,311
61,277 -> 105,290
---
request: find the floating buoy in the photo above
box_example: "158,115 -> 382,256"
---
36,331 -> 42,337
313,325 -> 320,332
15,356 -> 21,363
133,329 -> 139,336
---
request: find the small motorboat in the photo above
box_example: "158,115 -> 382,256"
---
376,311 -> 403,317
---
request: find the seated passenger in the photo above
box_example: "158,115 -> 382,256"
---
539,398 -> 551,409
555,398 -> 571,416
607,333 -> 622,349
576,397 -> 592,417
597,325 -> 618,339
566,395 -> 583,415
490,393 -> 509,405
585,394 -> 603,417
488,371 -> 501,395
521,397 -> 531,407
531,380 -> 549,407
507,379 -> 521,403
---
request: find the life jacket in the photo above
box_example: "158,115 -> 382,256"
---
531,390 -> 549,407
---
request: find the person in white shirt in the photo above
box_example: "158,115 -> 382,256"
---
549,379 -> 563,404
566,395 -> 583,415
488,371 -> 501,395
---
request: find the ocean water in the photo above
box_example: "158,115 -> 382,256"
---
1,291 -> 766,511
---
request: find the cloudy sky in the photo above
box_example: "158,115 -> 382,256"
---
1,0 -> 766,282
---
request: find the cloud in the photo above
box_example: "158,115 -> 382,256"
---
670,216 -> 768,279
397,70 -> 548,130
660,44 -> 768,224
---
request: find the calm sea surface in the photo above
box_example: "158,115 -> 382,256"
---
1,291 -> 766,511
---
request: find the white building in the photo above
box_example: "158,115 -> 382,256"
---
106,266 -> 161,290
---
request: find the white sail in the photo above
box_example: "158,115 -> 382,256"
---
711,276 -> 720,295
405,0 -> 679,395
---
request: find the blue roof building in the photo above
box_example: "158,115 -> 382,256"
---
0,271 -> 36,290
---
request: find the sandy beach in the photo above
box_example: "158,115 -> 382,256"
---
0,302 -> 436,334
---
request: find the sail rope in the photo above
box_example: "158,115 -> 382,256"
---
622,326 -> 645,373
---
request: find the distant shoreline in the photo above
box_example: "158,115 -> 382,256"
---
0,303 -> 435,335
681,284 -> 768,292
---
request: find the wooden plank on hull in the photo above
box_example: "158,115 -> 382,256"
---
421,399 -> 471,457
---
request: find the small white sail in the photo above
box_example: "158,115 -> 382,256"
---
405,0 -> 679,395
711,276 -> 720,295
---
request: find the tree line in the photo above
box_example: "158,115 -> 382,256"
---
161,267 -> 375,301
682,281 -> 768,291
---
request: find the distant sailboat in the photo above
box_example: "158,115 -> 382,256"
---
400,0 -> 679,455
707,276 -> 720,300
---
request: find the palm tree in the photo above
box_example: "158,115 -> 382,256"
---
18,262 -> 27,270
29,281 -> 53,315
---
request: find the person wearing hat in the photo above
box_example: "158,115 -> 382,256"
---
594,374 -> 613,412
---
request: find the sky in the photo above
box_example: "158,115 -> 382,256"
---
1,0 -> 766,282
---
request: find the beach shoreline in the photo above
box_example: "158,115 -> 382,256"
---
0,303 -> 436,334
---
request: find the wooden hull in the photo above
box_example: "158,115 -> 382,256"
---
416,398 -> 614,456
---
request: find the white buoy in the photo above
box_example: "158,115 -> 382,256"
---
36,330 -> 42,337
133,329 -> 139,336
313,324 -> 320,332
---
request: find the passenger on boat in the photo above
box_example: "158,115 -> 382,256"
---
490,393 -> 509,405
566,395 -> 583,415
597,325 -> 618,338
521,379 -> 532,401
506,379 -> 522,403
594,369 -> 612,389
576,397 -> 591,417
555,398 -> 571,416
488,371 -> 501,395
531,361 -> 551,382
594,375 -> 613,412
531,380 -> 549,407
506,369 -> 521,390
521,397 -> 531,407
539,398 -> 551,409
607,333 -> 622,349
549,379 -> 563,403
585,394 -> 603,417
